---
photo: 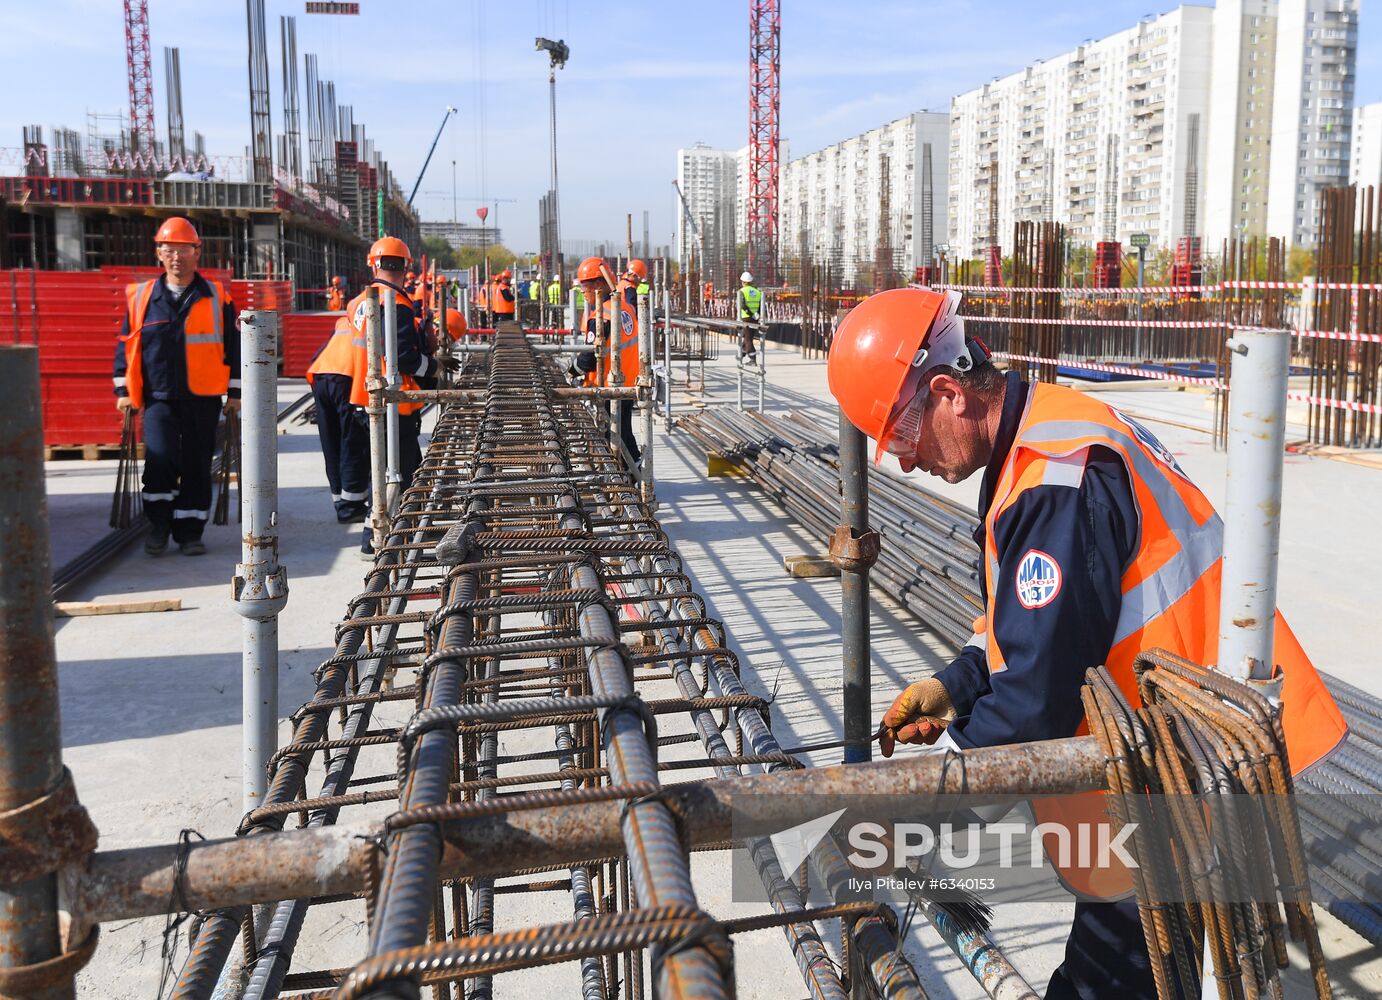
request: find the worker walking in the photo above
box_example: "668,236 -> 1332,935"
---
326,275 -> 346,311
305,315 -> 368,523
113,216 -> 240,557
737,270 -> 761,364
829,288 -> 1348,1000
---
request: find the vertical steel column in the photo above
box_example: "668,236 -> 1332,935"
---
364,289 -> 388,552
381,287 -> 401,496
233,312 -> 288,814
568,287 -> 580,340
758,293 -> 768,412
637,290 -> 655,506
663,284 -> 673,428
608,289 -> 625,451
0,346 -> 73,999
835,412 -> 876,763
436,280 -> 451,385
1217,326 -> 1291,692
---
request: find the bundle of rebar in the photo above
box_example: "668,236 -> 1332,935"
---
1086,651 -> 1331,1000
679,407 -> 983,650
171,332 -> 929,1000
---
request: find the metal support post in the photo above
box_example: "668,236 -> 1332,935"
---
737,329 -> 745,410
1135,247 -> 1146,360
835,411 -> 878,764
637,290 -> 655,507
1217,326 -> 1291,694
758,295 -> 767,412
436,281 -> 451,386
663,284 -> 673,428
364,289 -> 388,553
0,345 -> 82,1000
568,287 -> 580,340
382,286 -> 401,497
234,312 -> 289,815
608,291 -> 624,450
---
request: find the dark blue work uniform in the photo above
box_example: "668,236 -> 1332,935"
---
113,275 -> 240,543
929,371 -> 1174,1000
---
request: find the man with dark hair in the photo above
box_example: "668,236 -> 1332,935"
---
828,287 -> 1346,1000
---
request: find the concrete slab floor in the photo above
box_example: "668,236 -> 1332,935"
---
41,347 -> 1382,997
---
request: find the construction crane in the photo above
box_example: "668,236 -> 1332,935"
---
747,0 -> 781,284
123,0 -> 155,155
535,37 -> 569,273
408,106 -> 458,207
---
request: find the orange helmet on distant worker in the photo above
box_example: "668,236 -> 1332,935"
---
827,288 -> 979,464
444,308 -> 467,342
331,275 -> 342,287
368,236 -> 413,268
499,269 -> 512,281
154,217 -> 200,246
627,259 -> 648,281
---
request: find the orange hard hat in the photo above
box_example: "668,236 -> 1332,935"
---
331,275 -> 342,286
576,257 -> 609,283
499,269 -> 512,280
444,308 -> 467,341
827,288 -> 974,464
154,216 -> 200,246
627,259 -> 648,280
368,236 -> 413,267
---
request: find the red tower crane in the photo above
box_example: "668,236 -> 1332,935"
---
123,0 -> 156,155
747,1 -> 780,284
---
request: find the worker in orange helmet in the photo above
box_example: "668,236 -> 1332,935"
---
490,268 -> 516,323
403,270 -> 418,298
573,256 -> 640,467
828,287 -> 1347,1000
326,275 -> 346,311
441,307 -> 467,343
113,216 -> 240,557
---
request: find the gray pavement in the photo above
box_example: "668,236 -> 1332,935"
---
45,354 -> 1382,997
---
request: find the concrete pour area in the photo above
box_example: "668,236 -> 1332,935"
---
44,344 -> 1382,998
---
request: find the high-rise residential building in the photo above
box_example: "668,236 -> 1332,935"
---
949,7 -> 1214,259
1350,102 -> 1382,188
1265,0 -> 1359,246
778,112 -> 949,285
948,1 -> 1359,258
675,143 -> 739,270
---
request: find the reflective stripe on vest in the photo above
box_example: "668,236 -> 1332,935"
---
343,286 -> 423,414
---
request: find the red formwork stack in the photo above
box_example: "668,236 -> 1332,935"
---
1173,237 -> 1202,293
0,267 -> 297,448
281,311 -> 341,378
1094,241 -> 1122,288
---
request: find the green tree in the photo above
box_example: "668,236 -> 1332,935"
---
454,243 -> 517,270
421,235 -> 456,269
1286,247 -> 1316,282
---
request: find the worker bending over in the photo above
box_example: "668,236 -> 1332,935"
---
575,256 -> 641,468
829,288 -> 1347,1000
737,270 -> 761,364
114,217 -> 240,557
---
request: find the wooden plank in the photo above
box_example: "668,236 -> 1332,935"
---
783,555 -> 840,579
54,598 -> 183,618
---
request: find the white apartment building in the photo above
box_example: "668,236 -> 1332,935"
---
1349,102 -> 1382,188
1265,0 -> 1359,246
675,143 -> 739,268
949,7 -> 1214,259
949,1 -> 1358,257
778,112 -> 949,285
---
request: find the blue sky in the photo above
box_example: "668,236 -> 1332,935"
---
4,1 -> 1378,255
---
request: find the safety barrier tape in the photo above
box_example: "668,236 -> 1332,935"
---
965,314 -> 1382,344
932,280 -> 1382,295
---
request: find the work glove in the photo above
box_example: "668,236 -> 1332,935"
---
879,677 -> 955,758
223,397 -> 242,415
116,396 -> 136,414
437,355 -> 461,375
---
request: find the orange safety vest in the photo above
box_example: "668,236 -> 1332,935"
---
326,286 -> 346,311
305,317 -> 361,386
610,280 -> 641,388
492,279 -> 516,316
979,382 -> 1347,899
121,277 -> 230,409
343,286 -> 424,415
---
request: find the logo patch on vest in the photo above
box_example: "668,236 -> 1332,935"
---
1015,549 -> 1062,609
620,309 -> 634,336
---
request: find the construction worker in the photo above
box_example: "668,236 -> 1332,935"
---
305,315 -> 368,523
342,236 -> 455,555
737,270 -> 762,364
829,287 -> 1348,1000
113,216 -> 240,557
404,270 -> 418,298
702,280 -> 714,313
576,256 -> 641,467
546,273 -> 563,309
326,275 -> 346,311
491,269 -> 517,324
